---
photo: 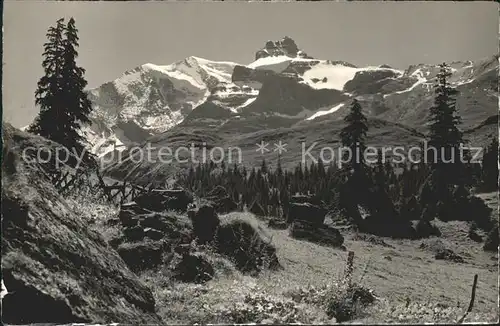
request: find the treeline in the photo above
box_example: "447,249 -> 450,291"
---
177,63 -> 498,237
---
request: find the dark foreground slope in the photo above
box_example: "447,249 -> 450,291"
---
1,123 -> 162,324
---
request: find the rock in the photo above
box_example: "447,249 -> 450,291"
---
483,226 -> 499,252
289,220 -> 344,248
134,189 -> 193,212
117,241 -> 167,272
172,253 -> 214,284
434,249 -> 464,263
1,124 -> 161,324
139,213 -> 172,231
216,219 -> 280,273
343,69 -> 400,95
123,225 -> 145,242
138,212 -> 192,243
414,220 -> 441,238
419,239 -> 464,263
118,202 -> 145,227
254,36 -> 308,60
268,218 -> 288,230
174,243 -> 193,255
287,202 -> 326,226
144,228 -> 164,241
188,205 -> 220,244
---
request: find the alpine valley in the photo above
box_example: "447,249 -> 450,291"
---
82,37 -> 499,184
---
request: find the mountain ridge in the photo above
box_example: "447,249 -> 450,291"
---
81,37 -> 497,161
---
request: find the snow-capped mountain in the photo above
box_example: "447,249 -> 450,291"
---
85,37 -> 498,157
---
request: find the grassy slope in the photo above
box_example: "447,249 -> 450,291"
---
138,198 -> 498,324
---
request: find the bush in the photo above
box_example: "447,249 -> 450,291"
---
324,284 -> 375,322
287,282 -> 376,323
483,225 -> 499,252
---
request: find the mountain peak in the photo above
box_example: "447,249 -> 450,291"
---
255,36 -> 312,60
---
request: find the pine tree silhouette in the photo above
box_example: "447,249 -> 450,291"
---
340,99 -> 368,173
427,63 -> 464,185
27,18 -> 95,168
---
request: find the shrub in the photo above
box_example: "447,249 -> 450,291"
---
324,283 -> 375,322
483,225 -> 499,252
287,282 -> 376,323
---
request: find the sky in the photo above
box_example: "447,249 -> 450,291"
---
2,1 -> 499,127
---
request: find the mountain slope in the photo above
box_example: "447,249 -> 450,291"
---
85,37 -> 498,164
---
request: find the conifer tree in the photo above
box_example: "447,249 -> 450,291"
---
28,17 -> 94,168
427,62 -> 464,185
340,99 -> 368,173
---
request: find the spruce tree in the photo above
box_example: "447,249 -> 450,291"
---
340,99 -> 368,173
427,62 -> 464,184
28,17 -> 94,168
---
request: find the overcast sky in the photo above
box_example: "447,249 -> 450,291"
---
3,0 -> 498,127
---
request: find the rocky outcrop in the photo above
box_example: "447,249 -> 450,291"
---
216,218 -> 281,273
483,226 -> 499,252
343,69 -> 406,95
232,65 -> 278,84
289,220 -> 344,248
242,74 -> 349,116
171,253 -> 214,284
1,124 -> 162,324
287,202 -> 327,226
111,204 -> 193,272
255,36 -> 312,60
188,204 -> 220,244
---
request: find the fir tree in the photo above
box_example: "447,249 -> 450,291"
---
427,62 -> 464,184
340,99 -> 368,173
28,17 -> 94,168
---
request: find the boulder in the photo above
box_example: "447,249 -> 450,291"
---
123,225 -> 145,242
134,189 -> 193,212
172,253 -> 214,284
483,226 -> 499,252
216,219 -> 280,273
118,202 -> 147,227
1,124 -> 161,324
144,228 -> 164,241
117,241 -> 167,272
419,239 -> 464,263
414,220 -> 441,238
434,249 -> 464,263
287,202 -> 326,226
188,205 -> 220,244
289,221 -> 344,248
139,212 -> 192,242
